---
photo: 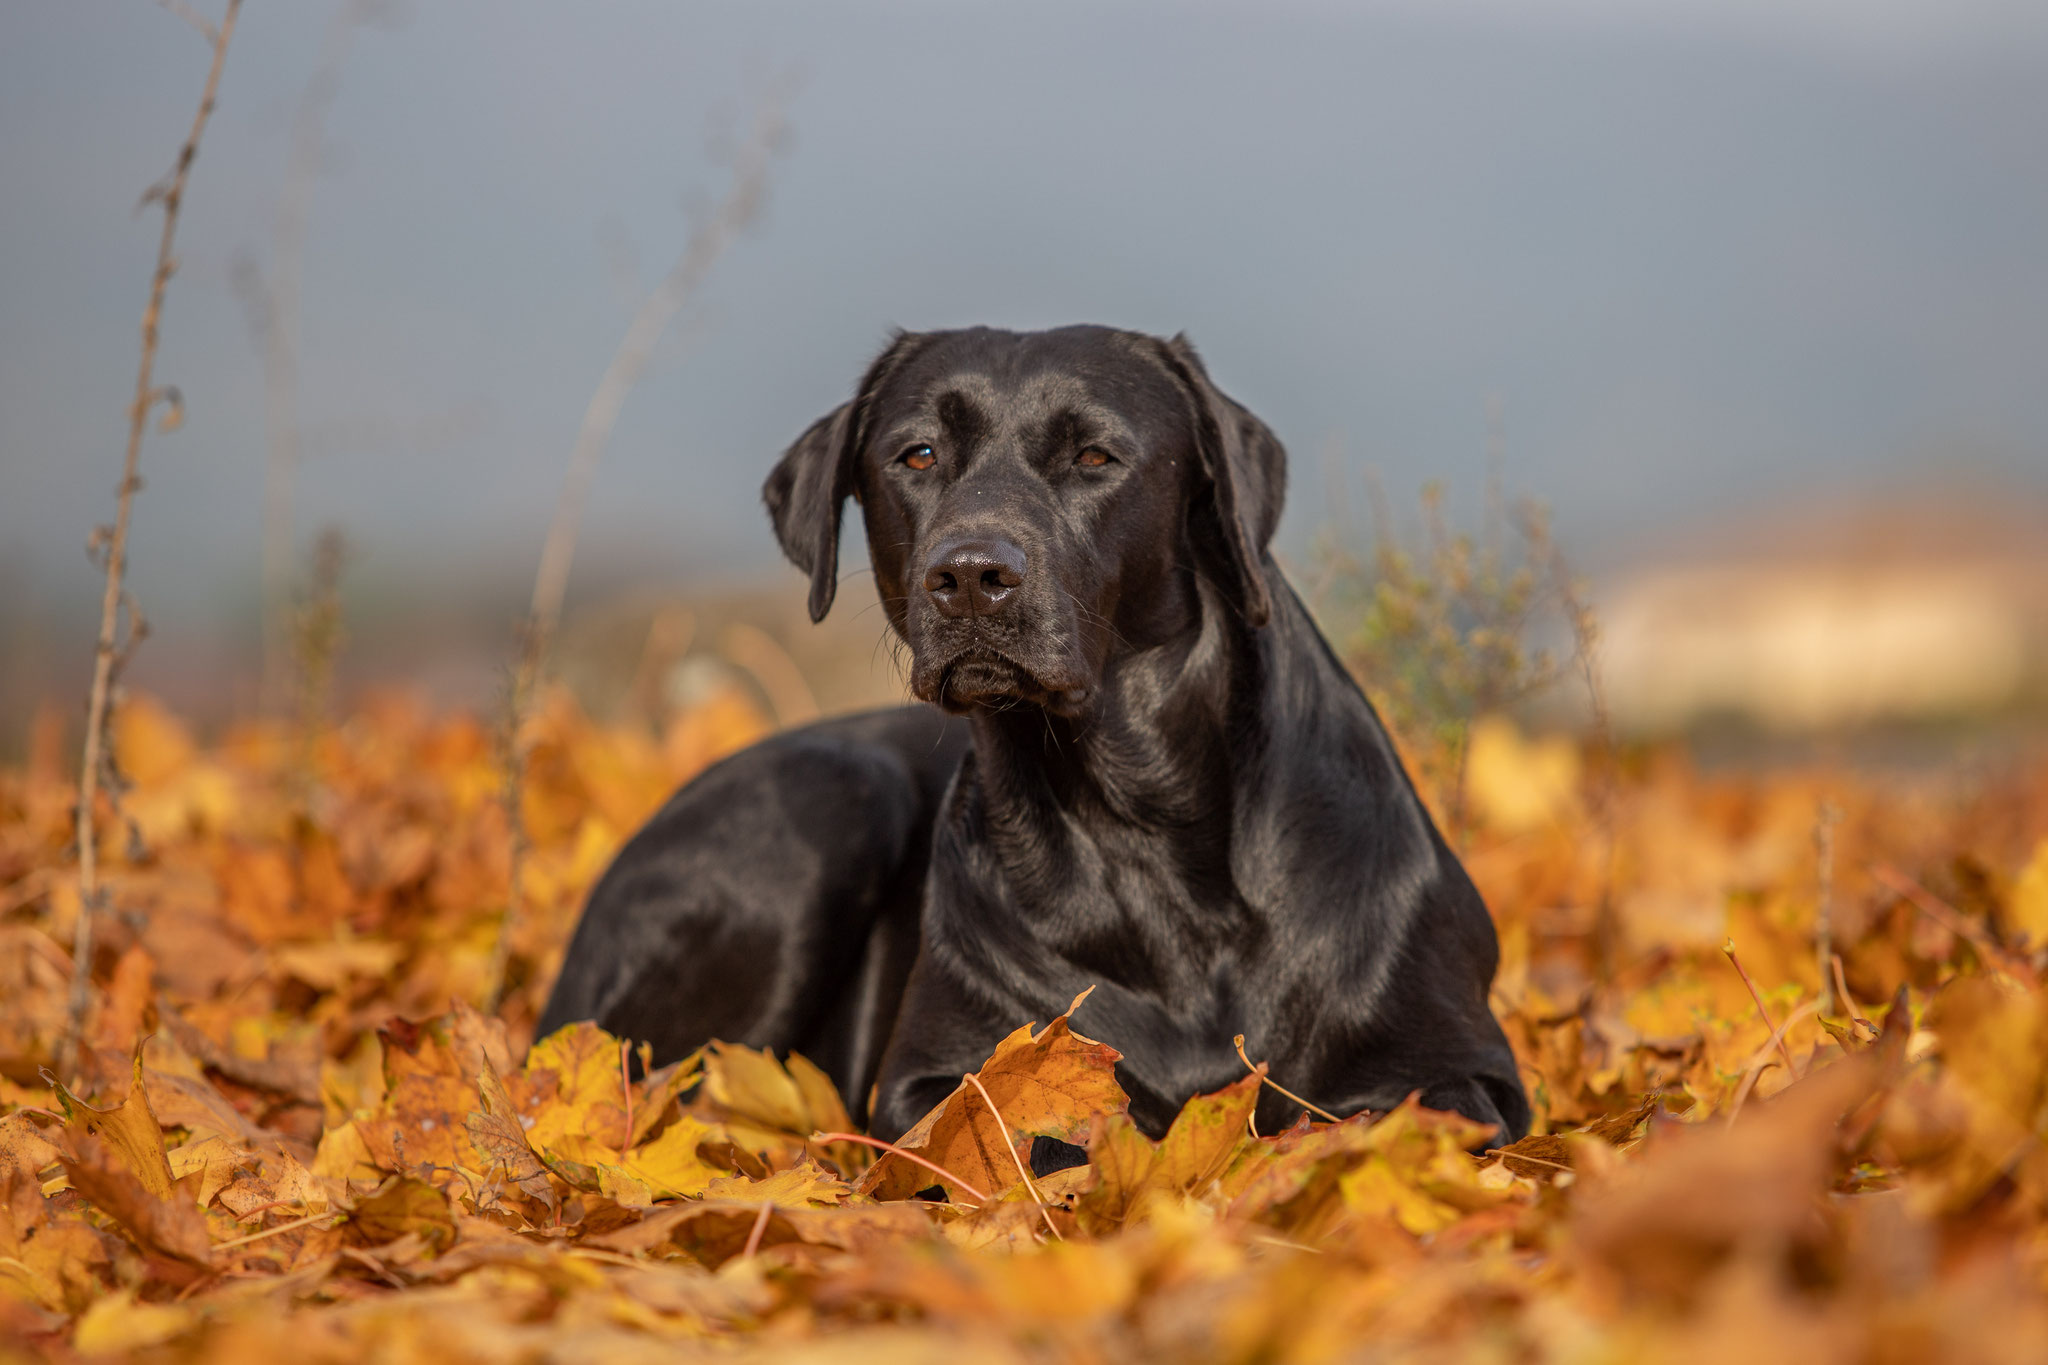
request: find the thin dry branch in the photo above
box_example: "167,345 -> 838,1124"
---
1234,1034 -> 1343,1124
740,1200 -> 774,1259
1538,517 -> 1620,984
965,1071 -> 1061,1241
1813,801 -> 1841,1015
1873,863 -> 2036,984
813,1132 -> 991,1205
155,0 -> 217,42
62,0 -> 244,1079
251,0 -> 384,713
1722,939 -> 1799,1078
483,90 -> 790,1014
526,95 -> 790,657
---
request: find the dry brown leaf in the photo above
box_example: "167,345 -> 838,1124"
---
8,688 -> 2048,1360
1572,1053 -> 1883,1300
1077,1071 -> 1260,1232
347,1174 -> 456,1252
60,1131 -> 211,1268
858,989 -> 1127,1202
53,1051 -> 175,1198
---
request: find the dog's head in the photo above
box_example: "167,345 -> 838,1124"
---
764,326 -> 1286,716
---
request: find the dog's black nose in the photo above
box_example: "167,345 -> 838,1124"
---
923,538 -> 1027,618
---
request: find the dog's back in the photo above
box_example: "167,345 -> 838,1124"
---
536,704 -> 967,1116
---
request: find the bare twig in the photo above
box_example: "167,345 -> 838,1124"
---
481,661 -> 534,1016
1725,999 -> 1822,1125
619,1038 -> 633,1151
155,0 -> 216,41
289,527 -> 349,801
1482,1147 -> 1575,1174
812,1131 -> 990,1204
1723,1060 -> 1781,1127
1814,801 -> 1841,1015
484,89 -> 790,1014
720,622 -> 819,727
214,1209 -> 343,1251
1830,953 -> 1877,1039
250,0 -> 384,713
740,1200 -> 773,1259
1722,939 -> 1799,1077
1872,862 -> 2033,982
62,0 -> 244,1080
526,94 -> 789,664
1538,525 -> 1619,985
1233,1034 -> 1344,1124
964,1072 -> 1061,1241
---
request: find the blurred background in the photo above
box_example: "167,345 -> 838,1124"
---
5,0 -> 2047,763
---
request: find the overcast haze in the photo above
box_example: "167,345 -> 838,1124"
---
4,0 -> 2047,709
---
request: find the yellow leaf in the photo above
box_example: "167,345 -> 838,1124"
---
1464,714 -> 1580,834
310,1119 -> 383,1184
320,1031 -> 388,1128
2,1220 -> 108,1315
523,1020 -> 630,1163
1921,974 -> 2048,1208
61,1132 -> 213,1265
270,937 -> 406,992
2008,840 -> 2048,949
1339,1156 -> 1462,1235
703,1158 -> 850,1209
622,1114 -> 726,1200
702,1040 -> 812,1134
347,1174 -> 456,1252
981,1240 -> 1141,1321
1148,1070 -> 1261,1196
166,1135 -> 246,1208
630,1050 -> 703,1147
0,1112 -> 61,1182
1077,1073 -> 1260,1233
111,693 -> 195,787
597,1164 -> 657,1207
54,1050 -> 174,1198
858,989 -> 1128,1203
73,1289 -> 197,1355
785,1050 -> 855,1138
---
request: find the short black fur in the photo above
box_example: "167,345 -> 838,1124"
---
539,325 -> 1529,1148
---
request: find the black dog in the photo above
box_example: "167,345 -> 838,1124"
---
539,326 -> 1529,1148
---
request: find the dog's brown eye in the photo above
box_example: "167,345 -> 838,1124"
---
1076,448 -> 1113,468
901,444 -> 936,471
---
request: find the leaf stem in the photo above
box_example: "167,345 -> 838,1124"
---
740,1199 -> 773,1259
1722,939 -> 1799,1077
1233,1035 -> 1343,1124
812,1132 -> 990,1205
214,1209 -> 341,1251
964,1073 -> 1061,1242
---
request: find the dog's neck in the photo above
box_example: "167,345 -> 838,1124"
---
960,564 -> 1331,850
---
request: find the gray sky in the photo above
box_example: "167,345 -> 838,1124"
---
4,0 -> 2047,659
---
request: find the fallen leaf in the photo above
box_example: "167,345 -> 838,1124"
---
61,1131 -> 212,1267
53,1050 -> 175,1198
619,1113 -> 727,1200
858,990 -> 1128,1202
71,1289 -> 197,1356
1077,1072 -> 1259,1232
347,1174 -> 456,1252
703,1158 -> 850,1209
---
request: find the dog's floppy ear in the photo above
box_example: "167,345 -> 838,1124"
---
763,332 -> 923,622
1147,333 -> 1288,627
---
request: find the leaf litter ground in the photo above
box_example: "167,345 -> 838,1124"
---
3,693 -> 2048,1361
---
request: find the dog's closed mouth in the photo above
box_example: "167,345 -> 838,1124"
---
929,649 -> 1086,715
